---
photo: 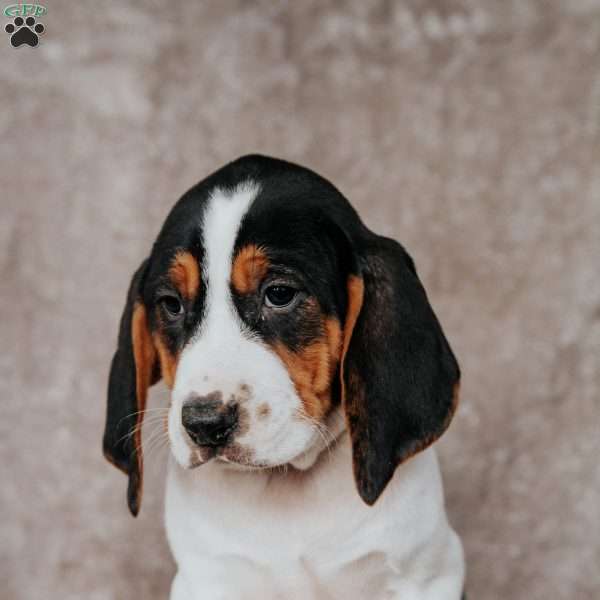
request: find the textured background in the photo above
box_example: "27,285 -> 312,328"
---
1,1 -> 599,599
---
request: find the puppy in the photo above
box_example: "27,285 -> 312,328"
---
104,155 -> 464,599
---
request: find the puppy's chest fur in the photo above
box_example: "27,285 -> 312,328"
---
166,441 -> 462,600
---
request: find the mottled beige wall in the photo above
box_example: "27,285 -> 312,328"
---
1,1 -> 599,599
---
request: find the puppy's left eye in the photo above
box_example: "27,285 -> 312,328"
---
159,294 -> 184,319
264,285 -> 297,308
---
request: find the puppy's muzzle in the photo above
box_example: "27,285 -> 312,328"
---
182,394 -> 239,448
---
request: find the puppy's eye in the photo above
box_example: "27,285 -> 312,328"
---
264,285 -> 297,309
159,295 -> 184,319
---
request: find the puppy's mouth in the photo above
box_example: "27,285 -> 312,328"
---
188,443 -> 266,470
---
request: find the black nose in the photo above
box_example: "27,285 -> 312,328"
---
181,394 -> 238,447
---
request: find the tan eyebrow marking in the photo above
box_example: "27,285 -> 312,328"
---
231,244 -> 270,295
168,251 -> 200,300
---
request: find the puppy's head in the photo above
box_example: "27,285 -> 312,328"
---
103,155 -> 460,515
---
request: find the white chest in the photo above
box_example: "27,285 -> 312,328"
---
165,441 -> 464,600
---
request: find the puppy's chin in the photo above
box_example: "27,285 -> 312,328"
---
182,444 -> 267,471
214,457 -> 267,472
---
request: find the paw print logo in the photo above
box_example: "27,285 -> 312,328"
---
5,16 -> 45,47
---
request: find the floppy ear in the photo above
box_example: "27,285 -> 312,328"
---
341,236 -> 460,505
103,259 -> 159,516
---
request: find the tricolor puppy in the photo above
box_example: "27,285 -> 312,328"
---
104,155 -> 465,600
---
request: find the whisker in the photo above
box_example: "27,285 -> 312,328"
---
114,414 -> 169,445
294,407 -> 336,461
143,421 -> 171,458
144,431 -> 171,462
115,407 -> 169,429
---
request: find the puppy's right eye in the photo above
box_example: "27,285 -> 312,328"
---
264,285 -> 297,309
159,295 -> 184,320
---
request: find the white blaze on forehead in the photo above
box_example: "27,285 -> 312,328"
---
199,181 -> 260,336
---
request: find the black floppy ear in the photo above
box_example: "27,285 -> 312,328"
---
103,259 -> 159,516
341,236 -> 460,506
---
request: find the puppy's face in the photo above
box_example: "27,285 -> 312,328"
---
104,155 -> 460,516
147,182 -> 345,469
